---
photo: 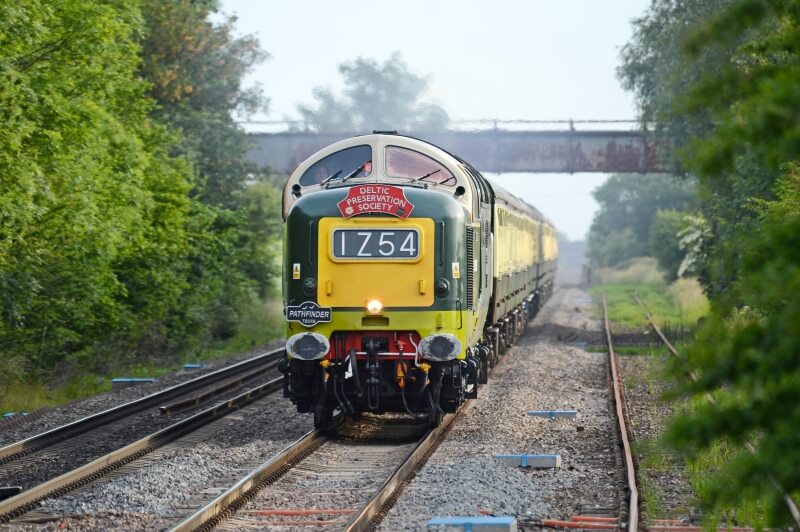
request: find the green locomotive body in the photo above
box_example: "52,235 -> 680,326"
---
279,133 -> 556,428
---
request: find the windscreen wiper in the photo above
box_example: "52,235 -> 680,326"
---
340,160 -> 371,182
320,170 -> 342,185
413,169 -> 441,182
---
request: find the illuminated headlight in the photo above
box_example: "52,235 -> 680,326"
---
366,299 -> 383,315
419,333 -> 462,361
286,332 -> 330,360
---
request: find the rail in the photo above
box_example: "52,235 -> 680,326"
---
602,292 -> 639,532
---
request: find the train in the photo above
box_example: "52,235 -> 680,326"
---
278,132 -> 557,428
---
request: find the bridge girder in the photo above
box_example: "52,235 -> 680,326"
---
247,129 -> 663,175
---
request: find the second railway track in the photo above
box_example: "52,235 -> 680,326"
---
0,348 -> 285,494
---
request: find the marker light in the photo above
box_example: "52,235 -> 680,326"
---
366,299 -> 383,315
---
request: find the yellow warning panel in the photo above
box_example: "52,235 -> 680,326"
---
318,217 -> 434,308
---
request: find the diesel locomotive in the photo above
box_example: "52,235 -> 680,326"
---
279,133 -> 557,428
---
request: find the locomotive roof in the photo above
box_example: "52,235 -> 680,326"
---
282,132 -> 554,228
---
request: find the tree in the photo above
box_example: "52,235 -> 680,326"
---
587,174 -> 697,267
138,0 -> 281,343
621,0 -> 800,524
298,52 -> 449,132
139,0 -> 269,209
0,0 -> 198,374
649,210 -> 688,281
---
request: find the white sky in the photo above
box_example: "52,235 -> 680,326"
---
221,0 -> 651,240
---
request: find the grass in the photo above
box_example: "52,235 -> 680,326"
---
586,344 -> 675,357
589,258 -> 709,330
0,297 -> 286,414
679,396 -> 767,529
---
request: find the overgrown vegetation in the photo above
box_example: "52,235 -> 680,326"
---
590,257 -> 708,331
614,0 -> 800,524
0,1 -> 283,411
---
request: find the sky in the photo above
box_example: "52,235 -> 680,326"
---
220,0 -> 652,240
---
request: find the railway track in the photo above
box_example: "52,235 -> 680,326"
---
0,376 -> 285,524
0,348 -> 284,464
0,349 -> 285,520
603,292 -> 640,532
170,407 -> 469,531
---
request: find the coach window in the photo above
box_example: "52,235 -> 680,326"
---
385,146 -> 455,185
299,145 -> 372,186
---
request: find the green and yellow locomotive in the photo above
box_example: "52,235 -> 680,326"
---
279,133 -> 557,428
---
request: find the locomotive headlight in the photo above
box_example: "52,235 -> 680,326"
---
366,299 -> 383,315
419,333 -> 462,361
286,332 -> 330,360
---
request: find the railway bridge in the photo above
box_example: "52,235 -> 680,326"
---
246,123 -> 663,175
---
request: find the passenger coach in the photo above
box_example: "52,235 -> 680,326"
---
279,133 -> 556,428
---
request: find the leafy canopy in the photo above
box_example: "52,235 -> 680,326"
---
621,0 -> 800,524
298,52 -> 449,133
587,174 -> 697,268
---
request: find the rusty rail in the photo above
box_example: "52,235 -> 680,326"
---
602,293 -> 639,532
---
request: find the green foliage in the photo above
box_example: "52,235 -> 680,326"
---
139,0 -> 268,209
0,0 -> 282,406
650,210 -> 689,281
0,0 -> 198,377
587,174 -> 697,267
298,52 -> 449,132
621,0 -> 800,524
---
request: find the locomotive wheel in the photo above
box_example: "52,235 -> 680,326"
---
428,405 -> 443,428
478,359 -> 489,384
313,403 -> 332,430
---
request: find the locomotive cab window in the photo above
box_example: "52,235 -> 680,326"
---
300,145 -> 372,186
385,146 -> 454,185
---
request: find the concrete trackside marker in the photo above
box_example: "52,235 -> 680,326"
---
428,516 -> 517,531
492,454 -> 561,469
527,409 -> 578,419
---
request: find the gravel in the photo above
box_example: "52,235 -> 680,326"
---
380,287 -> 623,530
3,289 -> 661,530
